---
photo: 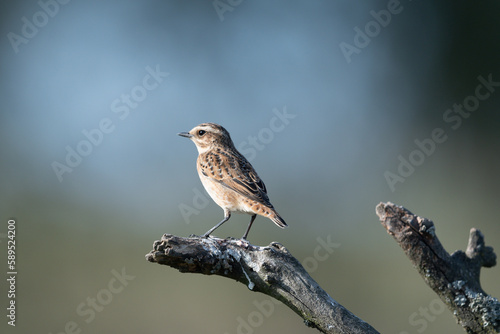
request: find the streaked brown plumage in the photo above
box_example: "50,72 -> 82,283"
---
178,123 -> 287,240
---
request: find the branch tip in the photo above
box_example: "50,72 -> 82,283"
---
466,228 -> 497,268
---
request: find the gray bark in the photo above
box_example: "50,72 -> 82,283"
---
376,202 -> 499,333
145,202 -> 499,333
146,234 -> 379,334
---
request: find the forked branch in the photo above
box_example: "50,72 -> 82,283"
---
146,203 -> 499,333
376,202 -> 499,333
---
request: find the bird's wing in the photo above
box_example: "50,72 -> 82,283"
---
199,150 -> 273,207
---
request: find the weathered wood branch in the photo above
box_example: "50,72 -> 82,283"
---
146,234 -> 379,334
146,203 -> 498,333
376,202 -> 499,334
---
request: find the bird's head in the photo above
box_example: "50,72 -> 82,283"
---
178,123 -> 234,154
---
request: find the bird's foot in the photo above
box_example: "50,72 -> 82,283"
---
237,237 -> 251,247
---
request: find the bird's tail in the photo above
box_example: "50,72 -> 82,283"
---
270,211 -> 288,228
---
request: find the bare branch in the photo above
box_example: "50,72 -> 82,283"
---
376,202 -> 499,333
146,234 -> 380,334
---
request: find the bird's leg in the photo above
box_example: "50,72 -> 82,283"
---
241,214 -> 257,240
202,211 -> 231,237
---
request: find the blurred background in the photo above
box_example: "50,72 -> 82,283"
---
1,1 -> 499,333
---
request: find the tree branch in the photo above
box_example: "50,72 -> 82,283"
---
376,202 -> 499,333
146,234 -> 379,334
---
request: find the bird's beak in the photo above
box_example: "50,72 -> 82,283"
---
178,132 -> 193,138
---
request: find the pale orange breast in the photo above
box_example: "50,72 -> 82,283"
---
199,173 -> 274,217
199,174 -> 239,210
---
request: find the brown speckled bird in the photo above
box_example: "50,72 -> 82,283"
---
178,123 -> 287,240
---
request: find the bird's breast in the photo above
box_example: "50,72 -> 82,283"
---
198,174 -> 255,214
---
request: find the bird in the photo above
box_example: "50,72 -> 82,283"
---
178,123 -> 287,240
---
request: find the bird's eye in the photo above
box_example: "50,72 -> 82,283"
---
198,130 -> 206,136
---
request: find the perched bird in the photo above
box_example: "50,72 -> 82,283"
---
178,123 -> 287,240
